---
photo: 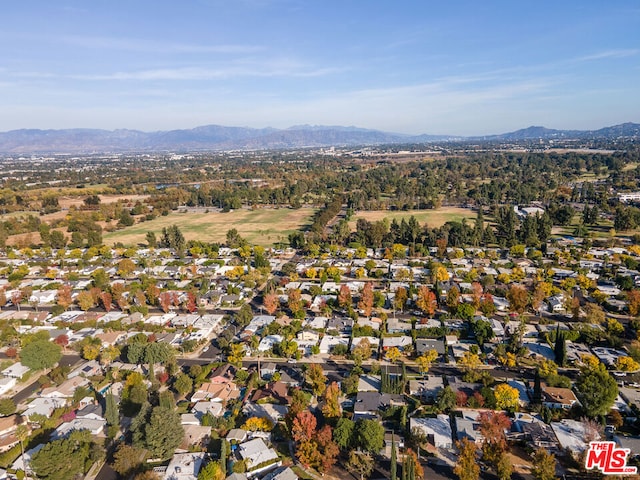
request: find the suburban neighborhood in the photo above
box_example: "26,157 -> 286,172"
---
0,219 -> 640,480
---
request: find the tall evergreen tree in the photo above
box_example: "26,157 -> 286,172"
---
533,369 -> 542,405
554,327 -> 566,367
390,435 -> 397,480
220,439 -> 227,476
105,391 -> 119,428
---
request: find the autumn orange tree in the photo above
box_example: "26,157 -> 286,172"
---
321,382 -> 341,419
57,284 -> 73,311
99,292 -> 113,312
292,410 -> 338,473
628,289 -> 640,317
338,284 -> 352,309
507,284 -> 529,314
263,293 -> 279,315
288,288 -> 303,316
358,283 -> 374,317
478,411 -> 511,467
416,286 -> 437,316
468,282 -> 482,309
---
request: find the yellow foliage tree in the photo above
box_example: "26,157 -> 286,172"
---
242,416 -> 273,432
458,351 -> 481,370
82,344 -> 100,361
432,265 -> 450,283
581,354 -> 600,369
416,350 -> 438,375
617,356 -> 640,372
385,347 -> 402,363
538,359 -> 557,377
494,383 -> 520,411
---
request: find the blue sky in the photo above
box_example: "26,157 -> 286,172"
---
1,1 -> 639,135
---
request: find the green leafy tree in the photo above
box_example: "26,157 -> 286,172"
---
0,398 -> 16,416
198,461 -> 225,480
333,417 -> 355,449
174,373 -> 193,396
575,362 -> 618,417
20,339 -> 62,370
437,385 -> 456,412
30,430 -> 96,480
355,419 -> 384,453
140,406 -> 184,460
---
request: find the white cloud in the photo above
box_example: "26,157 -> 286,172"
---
58,35 -> 265,54
576,49 -> 639,62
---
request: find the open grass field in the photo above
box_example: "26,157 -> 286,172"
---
348,207 -> 476,230
103,207 -> 317,247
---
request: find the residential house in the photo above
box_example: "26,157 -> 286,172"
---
260,363 -> 278,380
226,428 -> 248,444
0,377 -> 16,396
237,438 -> 281,478
353,392 -> 405,420
550,419 -> 596,456
455,410 -> 484,445
76,403 -> 105,421
357,375 -> 381,392
386,318 -> 412,334
191,401 -> 224,420
0,415 -> 23,453
262,466 -> 299,480
381,336 -> 412,351
521,421 -> 559,452
251,382 -> 289,405
409,376 -> 444,402
2,362 -> 29,379
50,417 -> 105,440
22,397 -> 66,420
258,335 -> 283,352
350,336 -> 380,353
415,339 -> 445,357
318,335 -> 349,354
326,317 -> 354,334
541,385 -> 579,410
410,415 -> 453,449
40,377 -> 90,400
242,403 -> 288,425
68,360 -> 103,379
163,452 -> 205,480
210,364 -> 235,384
190,381 -> 240,403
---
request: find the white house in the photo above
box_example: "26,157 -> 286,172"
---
163,452 -> 205,480
2,362 -> 29,379
410,415 -> 453,449
0,377 -> 16,396
237,438 -> 281,477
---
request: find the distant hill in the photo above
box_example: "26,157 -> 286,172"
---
0,122 -> 638,154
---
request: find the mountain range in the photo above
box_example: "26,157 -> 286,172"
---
0,122 -> 638,154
